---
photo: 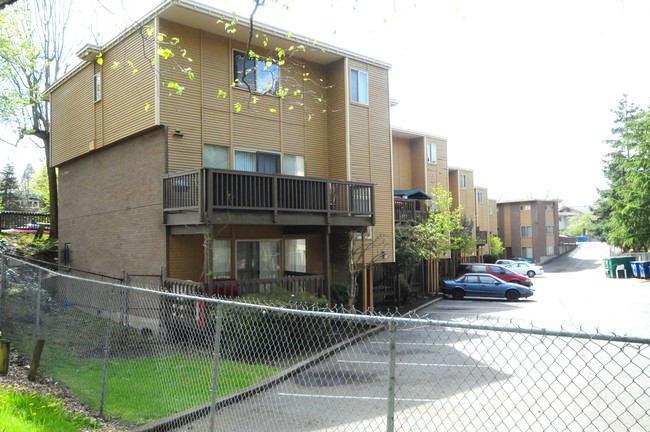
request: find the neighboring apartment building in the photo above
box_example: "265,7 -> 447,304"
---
449,167 -> 477,259
474,186 -> 490,257
47,0 -> 394,309
497,199 -> 560,263
391,127 -> 450,290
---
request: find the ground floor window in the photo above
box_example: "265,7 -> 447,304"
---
521,247 -> 533,258
285,239 -> 306,272
211,239 -> 231,278
237,240 -> 280,280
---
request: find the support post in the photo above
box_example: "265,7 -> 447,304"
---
386,321 -> 397,432
209,304 -> 224,430
0,338 -> 10,376
27,339 -> 45,381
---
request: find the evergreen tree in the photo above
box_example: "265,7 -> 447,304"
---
0,162 -> 19,209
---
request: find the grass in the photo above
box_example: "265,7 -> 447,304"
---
10,337 -> 280,425
0,384 -> 98,432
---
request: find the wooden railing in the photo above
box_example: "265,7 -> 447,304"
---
0,211 -> 50,230
163,169 -> 374,225
162,273 -> 325,298
394,198 -> 427,223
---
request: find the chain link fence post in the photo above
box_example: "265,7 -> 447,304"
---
99,285 -> 116,418
387,321 -> 397,432
209,304 -> 224,431
0,255 -> 6,330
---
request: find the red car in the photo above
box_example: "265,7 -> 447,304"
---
456,263 -> 533,287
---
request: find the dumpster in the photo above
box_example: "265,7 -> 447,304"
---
639,261 -> 650,279
605,256 -> 635,278
630,261 -> 641,278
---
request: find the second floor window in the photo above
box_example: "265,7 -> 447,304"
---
460,174 -> 467,189
546,225 -> 554,234
477,191 -> 484,204
426,142 -> 437,164
284,154 -> 305,176
93,73 -> 101,102
350,69 -> 368,104
520,204 -> 531,211
233,50 -> 279,95
204,144 -> 229,169
521,226 -> 532,237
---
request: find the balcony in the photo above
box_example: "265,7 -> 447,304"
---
163,169 -> 375,227
394,198 -> 428,223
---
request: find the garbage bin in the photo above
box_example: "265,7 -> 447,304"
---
605,256 -> 635,278
630,261 -> 641,278
640,261 -> 650,279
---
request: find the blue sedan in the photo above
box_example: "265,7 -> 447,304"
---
442,273 -> 534,301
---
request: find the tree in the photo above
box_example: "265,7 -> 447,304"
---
0,162 -> 19,210
593,96 -> 650,250
0,0 -> 73,237
31,164 -> 49,211
20,162 -> 34,197
562,213 -> 596,238
411,185 -> 464,262
488,235 -> 505,258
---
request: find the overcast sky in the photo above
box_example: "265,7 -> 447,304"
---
4,0 -> 650,207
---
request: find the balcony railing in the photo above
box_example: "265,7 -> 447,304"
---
163,169 -> 375,226
394,198 -> 428,223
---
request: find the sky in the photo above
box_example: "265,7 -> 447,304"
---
3,0 -> 650,207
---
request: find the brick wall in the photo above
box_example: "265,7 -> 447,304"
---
57,127 -> 167,279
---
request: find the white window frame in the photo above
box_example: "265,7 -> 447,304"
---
477,191 -> 484,204
233,50 -> 280,95
521,226 -> 532,237
211,239 -> 232,279
546,225 -> 554,234
350,69 -> 369,105
93,73 -> 102,102
520,204 -> 531,211
522,247 -> 533,259
460,174 -> 467,189
426,142 -> 437,164
285,239 -> 306,273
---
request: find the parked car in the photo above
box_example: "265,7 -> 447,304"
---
456,263 -> 533,287
505,261 -> 544,278
512,256 -> 536,264
442,273 -> 534,301
495,259 -> 516,266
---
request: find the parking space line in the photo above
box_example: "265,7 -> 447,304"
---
337,360 -> 489,368
278,392 -> 439,403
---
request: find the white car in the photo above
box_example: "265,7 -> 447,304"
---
505,261 -> 544,277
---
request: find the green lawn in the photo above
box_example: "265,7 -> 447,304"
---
0,385 -> 98,432
39,349 -> 279,424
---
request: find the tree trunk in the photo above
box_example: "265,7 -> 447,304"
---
41,132 -> 58,239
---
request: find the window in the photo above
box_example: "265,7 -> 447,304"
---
426,142 -> 437,164
477,191 -> 484,204
546,245 -> 555,255
233,50 -> 279,95
93,73 -> 101,102
237,240 -> 280,282
546,204 -> 554,211
204,145 -> 229,169
285,239 -> 306,273
489,204 -> 493,215
234,150 -> 280,173
520,204 -> 531,211
520,226 -> 532,237
284,155 -> 305,176
522,247 -> 533,258
460,174 -> 467,189
546,225 -> 554,234
350,69 -> 368,104
211,240 -> 231,278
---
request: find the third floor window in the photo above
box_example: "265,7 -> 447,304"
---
233,50 -> 279,95
350,69 -> 368,105
521,226 -> 532,237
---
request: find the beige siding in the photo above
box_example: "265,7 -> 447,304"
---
50,65 -> 95,166
326,60 -> 347,180
168,235 -> 204,280
101,26 -> 157,145
159,20 -> 203,172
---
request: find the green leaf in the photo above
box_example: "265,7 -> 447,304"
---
144,103 -> 150,111
234,102 -> 242,113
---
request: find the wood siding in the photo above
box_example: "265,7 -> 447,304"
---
50,22 -> 157,167
326,60 -> 348,180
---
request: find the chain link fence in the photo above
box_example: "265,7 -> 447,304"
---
1,254 -> 649,431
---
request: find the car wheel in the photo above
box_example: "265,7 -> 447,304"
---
451,289 -> 464,300
527,270 -> 536,278
506,290 -> 520,302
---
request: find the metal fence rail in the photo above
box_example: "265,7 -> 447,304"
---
1,254 -> 649,432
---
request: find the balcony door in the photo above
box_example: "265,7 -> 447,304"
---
237,240 -> 280,281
